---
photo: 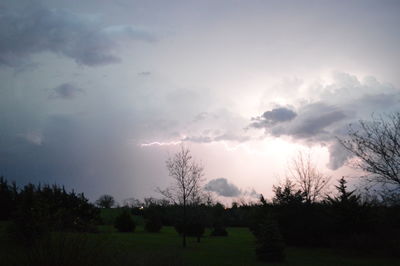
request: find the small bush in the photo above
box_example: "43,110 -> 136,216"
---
145,217 -> 163,233
114,210 -> 136,232
210,226 -> 228,237
254,218 -> 285,262
210,220 -> 228,236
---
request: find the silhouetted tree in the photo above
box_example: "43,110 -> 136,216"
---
144,205 -> 163,233
158,146 -> 205,247
326,177 -> 368,236
255,216 -> 285,262
327,177 -> 360,205
272,178 -> 304,205
8,182 -> 99,245
287,152 -> 331,203
114,209 -> 136,232
174,205 -> 206,242
95,194 -> 115,208
339,112 -> 400,189
0,177 -> 17,220
210,203 -> 228,236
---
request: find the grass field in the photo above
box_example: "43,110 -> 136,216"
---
97,225 -> 400,266
1,217 -> 400,266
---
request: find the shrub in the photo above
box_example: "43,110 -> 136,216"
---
145,216 -> 162,233
210,226 -> 228,237
7,182 -> 99,246
210,220 -> 228,236
114,210 -> 136,232
174,221 -> 205,242
254,218 -> 285,262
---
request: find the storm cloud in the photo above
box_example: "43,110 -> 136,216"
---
0,4 -> 154,68
252,73 -> 400,169
205,178 -> 241,197
204,178 -> 259,198
250,107 -> 297,128
49,83 -> 83,99
1,0 -> 400,203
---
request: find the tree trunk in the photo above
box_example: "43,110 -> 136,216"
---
183,201 -> 187,248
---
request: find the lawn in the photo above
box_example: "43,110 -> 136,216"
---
1,221 -> 399,266
97,225 -> 400,266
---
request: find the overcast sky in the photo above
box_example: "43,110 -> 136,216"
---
1,0 -> 399,203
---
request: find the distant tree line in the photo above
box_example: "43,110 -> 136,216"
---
0,177 -> 99,245
250,176 -> 400,261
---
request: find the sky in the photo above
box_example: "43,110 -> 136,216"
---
1,0 -> 400,204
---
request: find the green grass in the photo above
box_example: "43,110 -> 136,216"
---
99,208 -> 144,225
1,221 -> 399,266
97,225 -> 400,266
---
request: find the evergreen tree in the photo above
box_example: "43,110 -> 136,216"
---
255,217 -> 285,262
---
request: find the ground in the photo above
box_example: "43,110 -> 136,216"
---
1,216 -> 399,265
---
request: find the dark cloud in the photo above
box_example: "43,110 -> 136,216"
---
252,103 -> 347,140
250,107 -> 297,128
252,73 -> 400,170
49,83 -> 83,99
204,178 -> 260,198
205,178 -> 241,197
137,71 -> 152,76
277,103 -> 347,139
327,140 -> 353,170
0,111 -> 166,202
0,4 -> 154,68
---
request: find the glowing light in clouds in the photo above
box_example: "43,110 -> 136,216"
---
139,137 -> 304,157
140,140 -> 182,147
139,139 -> 265,154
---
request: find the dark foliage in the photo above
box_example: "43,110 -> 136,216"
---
145,217 -> 163,233
272,179 -> 304,205
339,112 -> 400,188
247,177 -> 400,257
0,177 -> 18,220
254,217 -> 285,262
174,205 -> 207,242
144,206 -> 163,233
3,179 -> 99,245
210,203 -> 228,236
114,209 -> 136,232
96,194 -> 115,208
210,222 -> 228,237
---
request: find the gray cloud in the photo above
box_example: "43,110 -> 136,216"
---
250,107 -> 297,128
204,178 -> 259,198
243,188 -> 260,198
327,140 -> 353,170
0,4 -> 154,68
252,73 -> 400,170
49,83 -> 83,99
137,71 -> 152,76
253,103 -> 347,141
205,178 -> 241,197
182,135 -> 214,143
274,103 -> 347,139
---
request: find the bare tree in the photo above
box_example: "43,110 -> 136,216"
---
158,146 -> 205,247
287,152 -> 331,203
339,112 -> 400,189
95,194 -> 115,208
